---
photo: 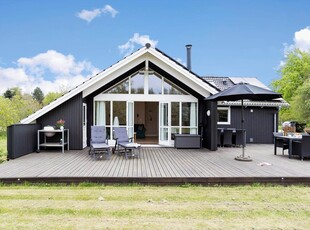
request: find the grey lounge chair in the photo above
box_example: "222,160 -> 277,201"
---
114,127 -> 141,159
292,135 -> 310,160
89,126 -> 111,160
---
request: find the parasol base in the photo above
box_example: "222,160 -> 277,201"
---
234,155 -> 253,162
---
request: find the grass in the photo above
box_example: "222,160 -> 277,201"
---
0,184 -> 309,229
0,132 -> 7,163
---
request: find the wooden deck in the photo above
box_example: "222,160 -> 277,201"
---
0,144 -> 310,185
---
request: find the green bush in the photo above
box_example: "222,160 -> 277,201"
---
0,134 -> 7,163
0,149 -> 6,163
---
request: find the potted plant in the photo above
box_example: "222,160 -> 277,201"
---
56,119 -> 65,130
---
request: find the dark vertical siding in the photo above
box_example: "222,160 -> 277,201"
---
206,101 -> 218,150
7,124 -> 40,159
198,99 -> 206,146
200,100 -> 217,150
85,96 -> 93,147
37,93 -> 83,149
218,106 -> 278,144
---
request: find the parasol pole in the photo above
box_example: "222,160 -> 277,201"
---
235,98 -> 252,161
241,98 -> 245,158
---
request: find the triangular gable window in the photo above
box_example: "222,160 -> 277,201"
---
163,78 -> 187,95
131,72 -> 144,94
107,78 -> 129,94
105,69 -> 188,95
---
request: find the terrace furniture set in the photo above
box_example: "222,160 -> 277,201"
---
89,126 -> 140,160
274,132 -> 310,160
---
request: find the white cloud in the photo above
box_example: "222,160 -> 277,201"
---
0,50 -> 100,94
279,27 -> 310,69
284,27 -> 310,54
102,5 -> 118,18
76,5 -> 118,22
118,33 -> 158,56
293,27 -> 310,51
76,8 -> 102,23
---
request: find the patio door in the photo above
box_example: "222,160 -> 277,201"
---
127,101 -> 134,139
159,102 -> 170,146
83,103 -> 87,148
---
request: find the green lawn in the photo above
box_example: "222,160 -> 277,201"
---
0,184 -> 309,229
0,134 -> 7,163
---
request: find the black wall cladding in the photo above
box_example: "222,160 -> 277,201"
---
37,93 -> 83,150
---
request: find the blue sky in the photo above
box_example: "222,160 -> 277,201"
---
1,0 -> 310,94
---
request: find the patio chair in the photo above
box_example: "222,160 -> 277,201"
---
292,135 -> 310,160
273,132 -> 289,155
89,126 -> 111,160
114,127 -> 141,159
223,129 -> 233,147
217,129 -> 223,147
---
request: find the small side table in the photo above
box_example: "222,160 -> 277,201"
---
120,143 -> 141,159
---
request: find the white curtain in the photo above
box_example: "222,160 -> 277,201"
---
96,101 -> 105,125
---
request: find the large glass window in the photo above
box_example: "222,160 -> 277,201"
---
163,79 -> 187,95
171,102 -> 180,126
104,69 -> 189,96
131,73 -> 144,94
217,107 -> 231,125
182,102 -> 197,134
148,73 -> 162,94
105,102 -> 111,125
113,101 -> 126,125
107,79 -> 129,94
171,102 -> 180,140
182,102 -> 197,126
95,101 -> 105,125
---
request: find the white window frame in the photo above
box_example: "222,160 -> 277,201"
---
217,107 -> 231,125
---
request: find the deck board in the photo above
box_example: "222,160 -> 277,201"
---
1,144 -> 310,185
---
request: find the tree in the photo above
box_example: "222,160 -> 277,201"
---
272,49 -> 310,125
3,87 -> 21,99
43,92 -> 63,106
3,89 -> 14,99
0,96 -> 18,131
273,49 -> 310,102
291,78 -> 310,125
32,87 -> 44,104
12,93 -> 41,121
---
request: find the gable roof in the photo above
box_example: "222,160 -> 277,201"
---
21,45 -> 219,124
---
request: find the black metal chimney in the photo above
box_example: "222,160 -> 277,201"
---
186,44 -> 192,70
